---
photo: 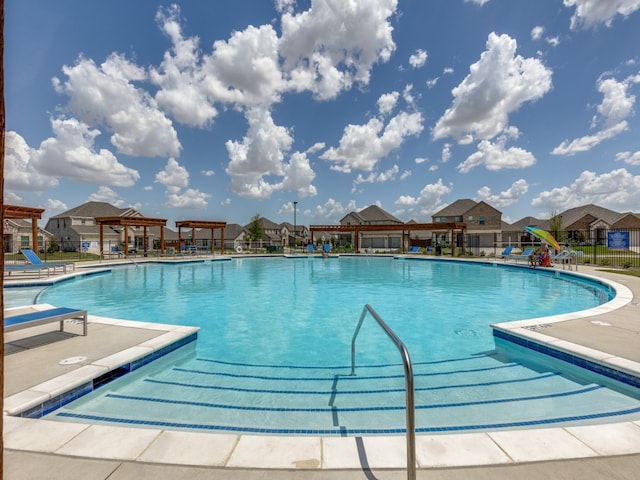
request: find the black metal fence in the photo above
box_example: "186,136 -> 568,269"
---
465,227 -> 640,268
5,228 -> 640,267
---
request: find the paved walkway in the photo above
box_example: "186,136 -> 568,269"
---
3,258 -> 640,479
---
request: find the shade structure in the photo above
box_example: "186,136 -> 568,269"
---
525,226 -> 560,251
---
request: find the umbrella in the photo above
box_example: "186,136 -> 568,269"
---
524,226 -> 560,251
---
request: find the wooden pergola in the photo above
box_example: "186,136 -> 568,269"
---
3,204 -> 45,251
95,216 -> 167,258
309,222 -> 467,255
175,220 -> 227,255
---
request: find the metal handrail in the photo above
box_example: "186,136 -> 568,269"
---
351,304 -> 416,480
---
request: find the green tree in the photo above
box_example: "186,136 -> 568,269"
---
549,211 -> 565,244
247,214 -> 263,249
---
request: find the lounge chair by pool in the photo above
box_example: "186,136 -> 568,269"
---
20,249 -> 75,274
4,306 -> 88,336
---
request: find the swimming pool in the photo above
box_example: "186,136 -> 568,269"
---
9,256 -> 640,434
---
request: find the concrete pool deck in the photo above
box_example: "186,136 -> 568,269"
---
3,258 -> 640,479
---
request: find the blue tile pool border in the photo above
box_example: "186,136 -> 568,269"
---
16,331 -> 198,419
493,328 -> 640,390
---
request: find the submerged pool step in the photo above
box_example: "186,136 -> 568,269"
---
50,348 -> 640,434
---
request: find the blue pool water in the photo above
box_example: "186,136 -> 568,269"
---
8,256 -> 640,434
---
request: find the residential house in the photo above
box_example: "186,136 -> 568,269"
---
340,205 -> 404,250
431,199 -> 502,249
45,201 -> 149,254
3,218 -> 56,254
244,217 -> 288,248
209,223 -> 249,251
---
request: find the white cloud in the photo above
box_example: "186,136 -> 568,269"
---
53,54 -> 181,158
150,5 -> 219,127
394,178 -> 452,219
45,198 -> 68,213
225,107 -> 316,199
322,111 -> 423,172
531,168 -> 640,211
465,0 -> 492,5
616,150 -> 640,165
552,76 -> 635,155
279,0 -> 398,100
457,128 -> 536,173
476,179 -> 528,207
426,77 -> 439,88
377,91 -> 399,115
552,121 -> 628,155
531,26 -> 544,40
311,198 -> 357,221
88,186 -> 125,207
155,158 -> 211,208
352,165 -> 400,191
30,118 -> 140,187
201,170 -> 215,176
409,49 -> 428,68
4,131 -> 59,191
564,0 -> 640,29
433,32 -> 552,142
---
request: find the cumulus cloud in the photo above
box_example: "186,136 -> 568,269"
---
4,131 -> 59,191
616,150 -> 640,165
322,111 -> 424,173
476,179 -> 528,207
88,186 -> 125,207
433,32 -> 552,143
564,0 -> 640,29
12,118 -> 140,189
394,178 -> 452,219
352,165 -> 400,191
279,0 -> 398,100
53,54 -> 181,158
531,168 -> 640,211
531,26 -> 545,40
377,91 -> 400,115
311,197 -> 358,221
225,107 -> 317,199
409,49 -> 428,68
150,5 -> 219,127
155,158 -> 211,208
552,75 -> 636,155
457,128 -> 536,172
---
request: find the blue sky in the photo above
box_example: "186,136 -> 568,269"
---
5,0 -> 640,228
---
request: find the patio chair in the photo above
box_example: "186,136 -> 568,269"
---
408,246 -> 421,253
500,245 -> 513,260
4,263 -> 54,278
507,247 -> 534,264
550,250 -> 575,270
20,249 -> 75,274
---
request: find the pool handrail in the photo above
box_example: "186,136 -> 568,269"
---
351,304 -> 416,480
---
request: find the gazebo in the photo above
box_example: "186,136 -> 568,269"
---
175,220 -> 227,255
95,216 -> 167,258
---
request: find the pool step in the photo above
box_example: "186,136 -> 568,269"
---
50,349 -> 640,434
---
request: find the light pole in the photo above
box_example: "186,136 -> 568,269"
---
293,201 -> 298,251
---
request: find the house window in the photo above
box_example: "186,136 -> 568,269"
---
479,216 -> 485,225
454,216 -> 462,222
467,216 -> 473,221
38,236 -> 44,248
81,219 -> 86,225
20,236 -> 30,247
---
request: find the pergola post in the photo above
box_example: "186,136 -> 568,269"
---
99,225 -> 104,260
